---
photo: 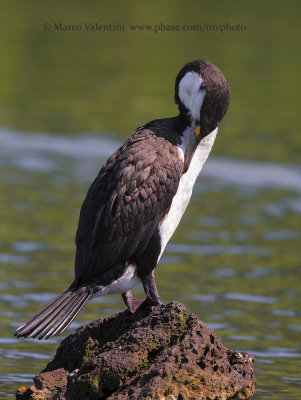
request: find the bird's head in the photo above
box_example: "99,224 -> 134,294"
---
174,60 -> 231,172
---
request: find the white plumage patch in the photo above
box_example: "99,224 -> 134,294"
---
158,127 -> 218,260
100,265 -> 141,295
178,71 -> 206,121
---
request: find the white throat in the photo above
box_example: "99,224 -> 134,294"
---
158,127 -> 218,260
178,71 -> 206,121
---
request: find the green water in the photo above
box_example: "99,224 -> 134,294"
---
0,1 -> 301,399
1,133 -> 300,399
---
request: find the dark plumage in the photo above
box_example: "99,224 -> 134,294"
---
74,119 -> 184,286
15,60 -> 230,339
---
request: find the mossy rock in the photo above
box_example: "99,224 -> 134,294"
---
16,301 -> 255,400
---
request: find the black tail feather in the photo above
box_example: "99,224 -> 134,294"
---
15,289 -> 92,340
26,293 -> 80,339
43,292 -> 91,339
23,292 -> 75,338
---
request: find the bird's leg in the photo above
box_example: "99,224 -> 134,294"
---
141,272 -> 163,306
122,290 -> 145,313
122,273 -> 163,313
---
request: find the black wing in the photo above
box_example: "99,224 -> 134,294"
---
74,125 -> 183,285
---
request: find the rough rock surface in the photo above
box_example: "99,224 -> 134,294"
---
16,301 -> 255,400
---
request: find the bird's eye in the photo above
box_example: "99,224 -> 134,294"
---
200,82 -> 206,90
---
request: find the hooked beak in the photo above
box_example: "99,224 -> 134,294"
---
183,124 -> 201,174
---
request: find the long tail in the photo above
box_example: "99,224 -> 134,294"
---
15,289 -> 92,340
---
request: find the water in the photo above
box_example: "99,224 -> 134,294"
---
0,1 -> 301,397
0,130 -> 300,399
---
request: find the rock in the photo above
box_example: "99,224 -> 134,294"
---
16,301 -> 255,400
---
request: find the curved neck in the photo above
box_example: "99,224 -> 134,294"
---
177,108 -> 191,128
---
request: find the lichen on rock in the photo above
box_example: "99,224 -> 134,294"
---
16,301 -> 255,400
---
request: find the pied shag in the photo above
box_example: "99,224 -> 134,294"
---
15,60 -> 230,339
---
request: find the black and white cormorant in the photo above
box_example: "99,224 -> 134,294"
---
15,60 -> 230,339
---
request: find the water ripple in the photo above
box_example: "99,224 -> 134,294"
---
1,129 -> 301,192
202,157 -> 301,192
224,292 -> 277,304
251,347 -> 301,358
167,243 -> 270,256
0,254 -> 29,264
13,241 -> 48,252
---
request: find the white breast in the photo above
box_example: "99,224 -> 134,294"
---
158,127 -> 218,260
